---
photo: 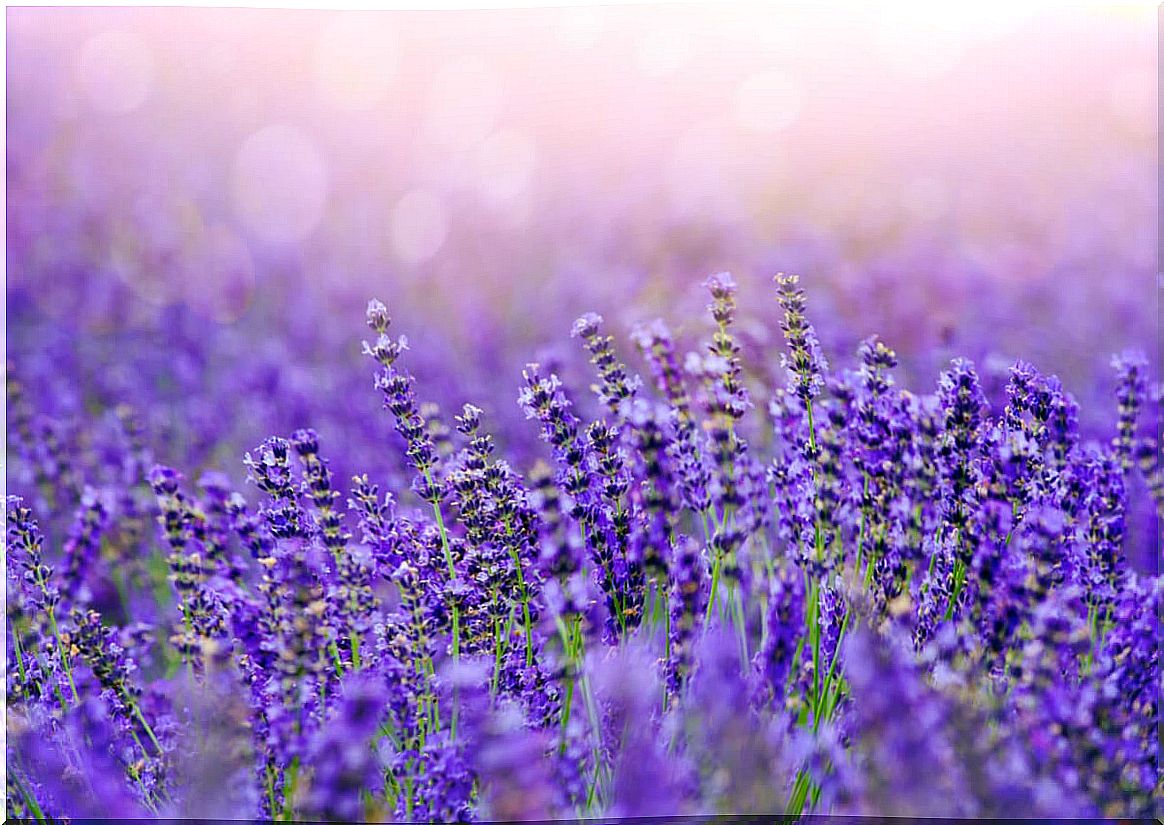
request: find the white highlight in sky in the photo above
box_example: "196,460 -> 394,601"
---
638,25 -> 693,77
556,6 -> 604,49
313,13 -> 398,111
735,69 -> 801,134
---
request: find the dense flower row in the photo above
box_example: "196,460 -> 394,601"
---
6,273 -> 1161,820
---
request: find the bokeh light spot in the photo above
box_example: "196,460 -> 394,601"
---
475,129 -> 537,206
75,30 -> 153,114
390,188 -> 448,265
425,57 -> 502,151
232,124 -> 328,245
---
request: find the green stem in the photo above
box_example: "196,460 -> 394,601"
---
854,475 -> 869,575
555,614 -> 606,807
705,552 -> 723,623
423,469 -> 461,741
730,579 -> 749,665
38,582 -> 79,703
281,757 -> 300,821
12,625 -> 29,686
944,558 -> 966,622
129,701 -> 165,757
506,545 -> 535,667
350,631 -> 362,670
491,610 -> 513,696
813,609 -> 851,733
266,764 -> 279,819
585,755 -> 602,811
329,640 -> 345,676
403,772 -> 415,821
785,768 -> 813,817
662,614 -> 672,713
558,676 -> 576,751
12,769 -> 47,824
805,575 -> 821,708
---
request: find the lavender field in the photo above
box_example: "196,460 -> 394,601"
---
5,3 -> 1161,821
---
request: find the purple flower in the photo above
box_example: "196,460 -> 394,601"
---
572,312 -> 641,416
841,625 -> 977,817
59,485 -> 110,608
6,496 -> 60,615
775,273 -> 829,404
754,560 -> 805,710
1111,349 -> 1148,471
666,535 -> 707,696
592,640 -> 695,817
299,673 -> 389,822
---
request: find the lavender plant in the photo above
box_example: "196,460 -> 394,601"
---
5,272 -> 1160,821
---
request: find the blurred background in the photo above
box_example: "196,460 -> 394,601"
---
6,3 -> 1158,503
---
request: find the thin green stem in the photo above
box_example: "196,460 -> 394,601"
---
506,545 -> 535,667
266,763 -> 279,818
491,609 -> 513,696
36,575 -> 79,703
813,609 -> 851,733
705,552 -> 723,623
423,468 -> 461,740
129,701 -> 165,757
350,631 -> 362,670
785,768 -> 813,817
12,625 -> 29,686
944,558 -> 966,622
12,768 -> 47,823
281,757 -> 300,821
730,580 -> 749,665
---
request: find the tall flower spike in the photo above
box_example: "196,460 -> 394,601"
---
291,428 -> 350,555
775,273 -> 828,404
700,272 -> 750,422
363,300 -> 443,503
631,319 -> 711,517
572,312 -> 641,417
666,535 -> 707,696
60,486 -> 110,608
695,273 -> 755,639
623,398 -> 681,578
1111,349 -> 1148,472
6,496 -> 60,615
754,561 -> 805,710
148,464 -> 234,671
69,607 -> 167,764
935,358 -> 987,534
631,318 -> 693,426
243,438 -> 307,539
518,365 -> 624,625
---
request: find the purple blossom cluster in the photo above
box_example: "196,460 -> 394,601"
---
6,272 -> 1161,821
